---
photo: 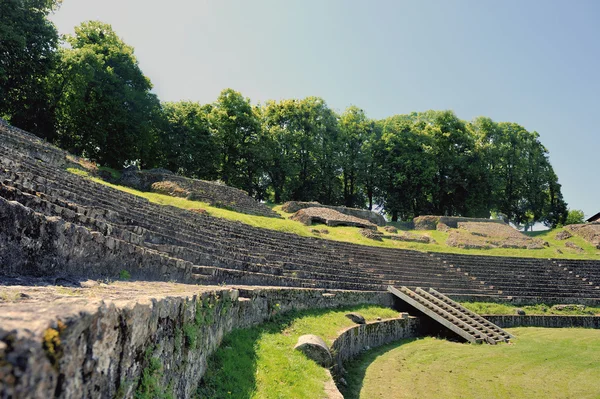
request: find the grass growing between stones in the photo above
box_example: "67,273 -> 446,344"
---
342,327 -> 600,399
66,167 -> 600,260
460,302 -> 600,316
195,305 -> 399,399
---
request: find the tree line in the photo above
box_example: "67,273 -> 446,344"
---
0,2 -> 568,227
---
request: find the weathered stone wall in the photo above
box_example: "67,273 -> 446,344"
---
0,287 -> 392,399
0,194 -> 192,281
290,207 -> 377,229
484,315 -> 600,329
282,201 -> 386,226
413,215 -> 505,230
118,169 -> 280,218
330,317 -> 420,379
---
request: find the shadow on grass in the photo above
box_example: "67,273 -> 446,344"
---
196,306 -> 364,399
340,338 -> 418,399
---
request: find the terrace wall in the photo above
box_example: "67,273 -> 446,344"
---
330,317 -> 420,379
485,315 -> 600,329
0,288 -> 392,399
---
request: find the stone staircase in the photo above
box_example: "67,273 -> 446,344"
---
388,286 -> 512,344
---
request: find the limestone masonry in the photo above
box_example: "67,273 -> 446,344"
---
2,118 -> 600,398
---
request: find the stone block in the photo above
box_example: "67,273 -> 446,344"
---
345,312 -> 366,324
294,334 -> 333,367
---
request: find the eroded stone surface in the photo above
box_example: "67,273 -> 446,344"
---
282,201 -> 386,226
345,312 -> 366,324
118,167 -> 280,218
291,207 -> 376,229
0,283 -> 391,398
294,334 -> 333,367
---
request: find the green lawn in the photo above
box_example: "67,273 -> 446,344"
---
195,305 -> 399,399
342,327 -> 600,399
66,167 -> 600,260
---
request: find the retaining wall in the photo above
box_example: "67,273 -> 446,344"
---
330,317 -> 420,379
484,315 -> 600,329
0,287 -> 392,399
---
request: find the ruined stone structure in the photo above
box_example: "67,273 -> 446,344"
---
413,215 -> 506,230
1,120 -> 600,303
0,284 -> 391,398
2,118 -> 600,397
118,166 -> 280,218
282,201 -> 387,226
290,207 -> 377,229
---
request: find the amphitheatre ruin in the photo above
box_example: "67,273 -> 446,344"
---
1,118 -> 600,398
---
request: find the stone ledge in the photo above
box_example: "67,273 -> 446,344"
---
0,284 -> 391,398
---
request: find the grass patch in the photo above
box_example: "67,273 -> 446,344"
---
65,167 -> 600,260
196,305 -> 398,399
461,302 -> 600,316
343,327 -> 600,399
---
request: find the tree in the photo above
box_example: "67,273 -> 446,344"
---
376,115 -> 435,221
565,209 -> 585,225
54,21 -> 159,168
339,106 -> 374,208
0,0 -> 61,139
261,97 -> 340,203
417,110 -> 484,217
156,101 -> 218,179
210,89 -> 265,196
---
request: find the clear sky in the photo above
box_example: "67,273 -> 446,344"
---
51,0 -> 599,218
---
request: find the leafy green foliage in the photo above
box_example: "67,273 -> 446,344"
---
261,97 -> 341,203
0,7 -> 567,224
210,89 -> 266,197
565,209 -> 585,225
118,270 -> 131,280
0,0 -> 60,139
54,21 -> 160,168
153,101 -> 217,179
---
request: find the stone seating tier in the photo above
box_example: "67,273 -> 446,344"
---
0,174 -> 482,294
1,121 -> 600,302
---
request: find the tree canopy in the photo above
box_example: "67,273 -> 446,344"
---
53,21 -> 159,168
0,3 -> 569,226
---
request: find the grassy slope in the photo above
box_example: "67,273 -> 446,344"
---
343,327 -> 600,399
66,167 -> 600,260
460,302 -> 600,316
196,305 -> 399,399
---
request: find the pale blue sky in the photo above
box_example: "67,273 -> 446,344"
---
51,0 -> 599,218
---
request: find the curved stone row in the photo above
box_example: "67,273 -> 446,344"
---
1,120 -> 600,303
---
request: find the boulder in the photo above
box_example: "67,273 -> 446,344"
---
345,312 -> 366,324
294,334 -> 332,367
515,308 -> 526,316
565,241 -> 584,253
551,304 -> 585,312
555,230 -> 572,240
360,228 -> 383,241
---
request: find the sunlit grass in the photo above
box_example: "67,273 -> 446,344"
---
66,167 -> 600,260
197,305 -> 399,399
343,327 -> 600,399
